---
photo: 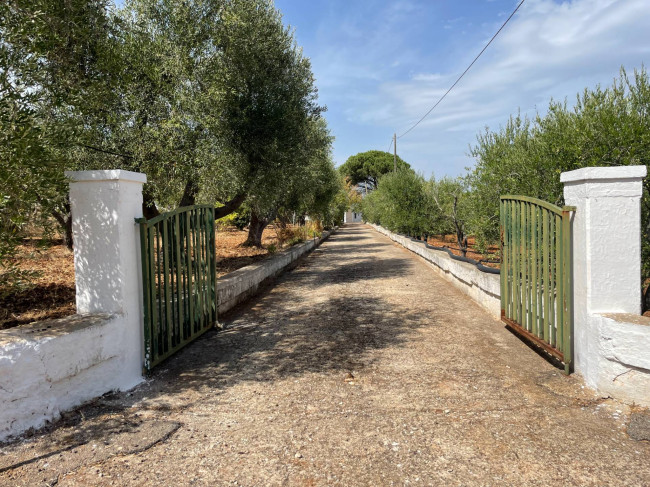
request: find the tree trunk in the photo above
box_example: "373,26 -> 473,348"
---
179,179 -> 198,207
214,193 -> 247,220
454,225 -> 467,258
63,215 -> 73,250
142,190 -> 160,220
243,212 -> 270,248
51,201 -> 74,250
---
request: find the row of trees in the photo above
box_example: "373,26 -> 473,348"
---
1,0 -> 347,288
355,67 -> 650,276
359,169 -> 471,255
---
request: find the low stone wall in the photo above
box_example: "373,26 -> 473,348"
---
587,313 -> 650,407
0,314 -> 143,441
218,228 -> 335,314
0,228 -> 335,441
368,224 -> 500,319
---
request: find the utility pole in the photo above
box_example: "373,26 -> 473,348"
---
393,133 -> 397,173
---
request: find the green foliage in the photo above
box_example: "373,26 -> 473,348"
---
215,210 -> 248,231
1,0 -> 341,283
339,150 -> 410,190
231,210 -> 252,231
287,234 -> 305,246
361,169 -> 431,236
426,176 -> 471,252
467,66 -> 650,272
0,0 -> 108,285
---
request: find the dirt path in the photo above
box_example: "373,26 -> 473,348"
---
1,223 -> 649,486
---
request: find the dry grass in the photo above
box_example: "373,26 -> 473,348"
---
0,239 -> 76,329
0,225 -> 303,329
214,225 -> 281,277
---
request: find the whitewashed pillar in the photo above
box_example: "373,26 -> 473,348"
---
561,165 -> 647,380
66,169 -> 147,382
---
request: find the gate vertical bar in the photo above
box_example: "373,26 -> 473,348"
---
138,221 -> 152,373
517,201 -> 528,328
542,209 -> 549,342
208,208 -> 217,323
562,208 -> 572,374
550,215 -> 556,347
174,213 -> 183,346
155,223 -> 163,357
531,205 -> 538,335
162,219 -> 172,354
500,199 -> 506,316
513,201 -> 519,322
556,213 -> 564,352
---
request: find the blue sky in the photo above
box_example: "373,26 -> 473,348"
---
273,0 -> 650,178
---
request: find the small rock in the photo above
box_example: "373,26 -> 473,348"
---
295,452 -> 303,459
628,411 -> 650,441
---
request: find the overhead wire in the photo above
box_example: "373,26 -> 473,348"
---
394,0 -> 526,141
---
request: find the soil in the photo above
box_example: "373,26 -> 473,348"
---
0,226 -> 289,329
1,223 -> 648,486
214,225 -> 282,277
424,234 -> 500,268
0,239 -> 76,330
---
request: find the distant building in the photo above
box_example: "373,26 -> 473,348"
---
344,210 -> 363,223
343,182 -> 368,223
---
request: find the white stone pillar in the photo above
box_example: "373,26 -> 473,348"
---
66,169 -> 147,385
561,165 -> 646,381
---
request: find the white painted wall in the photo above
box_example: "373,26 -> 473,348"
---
562,165 -> 650,406
0,170 -> 146,441
344,210 -> 363,223
67,169 -> 145,389
0,314 -> 132,440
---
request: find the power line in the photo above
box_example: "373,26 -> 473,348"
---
396,0 -> 526,140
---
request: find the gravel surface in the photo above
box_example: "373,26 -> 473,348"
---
1,223 -> 649,486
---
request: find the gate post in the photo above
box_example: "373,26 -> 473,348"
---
561,166 -> 647,386
66,169 -> 147,386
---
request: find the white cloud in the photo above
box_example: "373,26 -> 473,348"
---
340,0 -> 650,175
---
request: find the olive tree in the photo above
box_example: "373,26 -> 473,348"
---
426,176 -> 471,257
361,168 -> 431,237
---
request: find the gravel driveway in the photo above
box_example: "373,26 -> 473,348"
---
1,223 -> 649,486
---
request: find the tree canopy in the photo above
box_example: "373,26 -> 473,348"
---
339,150 -> 410,190
466,66 -> 650,258
362,66 -> 650,289
1,0 -> 344,286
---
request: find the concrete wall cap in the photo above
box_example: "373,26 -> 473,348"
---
560,165 -> 646,183
65,169 -> 147,184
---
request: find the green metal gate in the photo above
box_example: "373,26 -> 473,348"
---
500,196 -> 574,374
136,205 -> 217,372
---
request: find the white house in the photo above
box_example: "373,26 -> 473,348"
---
344,210 -> 363,223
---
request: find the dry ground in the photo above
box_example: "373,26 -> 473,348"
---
1,223 -> 649,486
0,239 -> 76,328
0,226 -> 285,329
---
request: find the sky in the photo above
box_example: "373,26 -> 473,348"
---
273,0 -> 650,178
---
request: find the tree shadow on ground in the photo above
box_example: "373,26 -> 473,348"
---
286,257 -> 410,287
313,243 -> 385,256
0,223 -> 421,469
0,291 -> 428,466
173,294 -> 427,386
